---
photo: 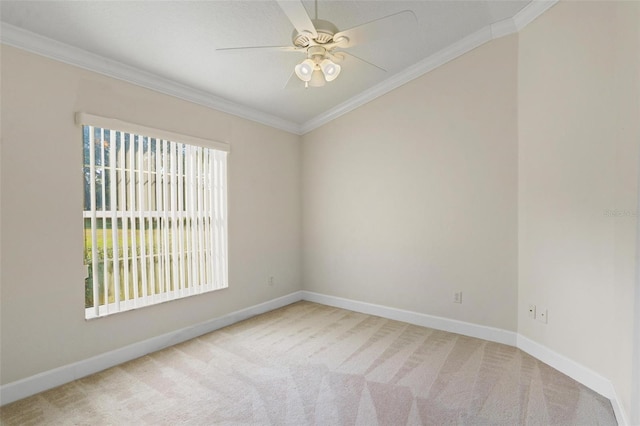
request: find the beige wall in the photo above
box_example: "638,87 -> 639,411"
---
302,35 -> 519,331
0,45 -> 302,384
302,1 -> 639,419
518,1 -> 639,420
2,0 -> 639,420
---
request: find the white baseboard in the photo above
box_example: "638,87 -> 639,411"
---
301,291 -> 627,425
517,334 -> 628,426
0,291 -> 303,406
1,289 -> 628,425
301,291 -> 518,346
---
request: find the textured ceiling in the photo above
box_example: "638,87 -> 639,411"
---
0,1 -> 532,131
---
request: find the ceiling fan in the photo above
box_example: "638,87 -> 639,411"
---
216,0 -> 417,88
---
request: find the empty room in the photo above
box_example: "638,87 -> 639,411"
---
1,0 -> 639,424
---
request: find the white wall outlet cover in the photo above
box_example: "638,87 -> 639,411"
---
538,308 -> 548,324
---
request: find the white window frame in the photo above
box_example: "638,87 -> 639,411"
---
77,113 -> 229,319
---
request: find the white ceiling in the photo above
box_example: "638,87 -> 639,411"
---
0,1 -> 548,134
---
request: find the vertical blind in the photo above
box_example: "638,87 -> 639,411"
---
78,113 -> 229,319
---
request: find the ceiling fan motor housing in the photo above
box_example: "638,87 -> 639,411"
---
307,46 -> 327,61
293,19 -> 338,47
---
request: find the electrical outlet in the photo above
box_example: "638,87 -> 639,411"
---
538,308 -> 548,324
453,291 -> 462,304
528,304 -> 536,319
268,276 -> 275,286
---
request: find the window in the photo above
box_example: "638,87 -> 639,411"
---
78,113 -> 229,319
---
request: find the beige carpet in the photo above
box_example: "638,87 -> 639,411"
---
0,301 -> 616,425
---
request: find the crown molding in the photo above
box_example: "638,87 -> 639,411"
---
300,25 -> 493,134
513,0 -> 559,31
300,0 -> 558,134
490,17 -> 519,39
0,23 -> 303,135
1,0 -> 558,137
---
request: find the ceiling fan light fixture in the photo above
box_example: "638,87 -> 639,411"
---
320,58 -> 341,82
294,59 -> 315,82
309,69 -> 326,87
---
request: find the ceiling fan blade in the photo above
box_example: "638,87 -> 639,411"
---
333,10 -> 418,48
276,0 -> 317,38
332,52 -> 387,73
216,45 -> 302,54
284,71 -> 306,89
